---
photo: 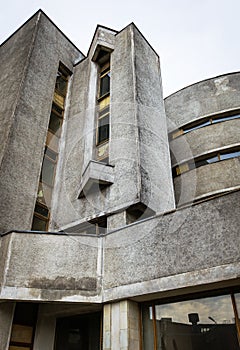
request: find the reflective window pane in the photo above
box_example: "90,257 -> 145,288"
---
99,72 -> 110,97
32,215 -> 48,231
143,294 -> 240,350
40,157 -> 55,186
49,111 -> 62,136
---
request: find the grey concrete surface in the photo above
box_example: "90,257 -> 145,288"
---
165,72 -> 240,132
174,158 -> 240,203
0,11 -> 83,233
0,191 -> 239,303
170,119 -> 240,165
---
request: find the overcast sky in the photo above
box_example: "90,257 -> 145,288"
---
1,0 -> 239,96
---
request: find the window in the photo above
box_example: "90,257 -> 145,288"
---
173,146 -> 240,177
9,303 -> 38,350
96,56 -> 111,162
142,292 -> 240,350
99,63 -> 110,98
32,64 -> 70,231
32,203 -> 49,231
40,147 -> 57,187
170,111 -> 240,140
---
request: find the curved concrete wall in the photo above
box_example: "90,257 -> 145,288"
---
174,158 -> 240,204
165,72 -> 240,204
165,72 -> 240,132
170,118 -> 240,164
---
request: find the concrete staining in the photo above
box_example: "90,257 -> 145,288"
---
0,9 -> 240,350
0,191 -> 239,303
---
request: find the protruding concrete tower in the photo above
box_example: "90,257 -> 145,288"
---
53,23 -> 175,233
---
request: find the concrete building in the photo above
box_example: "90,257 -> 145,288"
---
0,10 -> 239,350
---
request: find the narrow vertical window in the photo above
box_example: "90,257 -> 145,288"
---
32,64 -> 70,231
96,54 -> 110,163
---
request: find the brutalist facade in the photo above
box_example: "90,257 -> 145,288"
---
0,10 -> 239,350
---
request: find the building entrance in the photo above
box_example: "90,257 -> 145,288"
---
54,312 -> 101,350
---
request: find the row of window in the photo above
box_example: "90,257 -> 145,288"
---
170,111 -> 240,140
96,53 -> 110,162
31,53 -> 111,231
32,64 -> 70,231
173,146 -> 240,177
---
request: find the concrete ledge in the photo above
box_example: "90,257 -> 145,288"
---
79,160 -> 114,198
103,262 -> 240,302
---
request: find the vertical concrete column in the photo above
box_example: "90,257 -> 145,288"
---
107,211 -> 127,232
0,302 -> 15,350
33,305 -> 56,350
103,300 -> 140,350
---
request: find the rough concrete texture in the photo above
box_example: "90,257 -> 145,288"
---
165,72 -> 240,132
170,119 -> 240,165
0,11 -> 83,233
53,23 -> 175,230
0,191 -> 239,303
111,24 -> 175,214
174,158 -> 240,203
0,232 -> 101,302
103,190 -> 240,300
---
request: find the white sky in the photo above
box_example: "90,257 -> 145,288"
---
1,0 -> 240,97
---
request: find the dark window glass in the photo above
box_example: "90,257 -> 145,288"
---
32,215 -> 48,231
97,115 -> 109,144
54,313 -> 101,350
40,157 -> 55,186
35,203 -> 49,217
55,72 -> 67,96
99,72 -> 110,97
52,102 -> 64,116
196,155 -> 219,167
49,111 -> 62,136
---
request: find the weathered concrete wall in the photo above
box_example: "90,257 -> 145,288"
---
174,159 -> 240,203
0,14 -> 38,167
0,232 -> 100,302
0,11 -> 83,232
103,190 -> 240,301
134,25 -> 175,212
50,58 -> 90,229
166,73 -> 240,204
0,191 -> 239,303
171,119 -> 240,164
165,72 -> 240,132
55,23 -> 175,231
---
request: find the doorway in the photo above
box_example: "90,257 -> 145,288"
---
54,312 -> 102,350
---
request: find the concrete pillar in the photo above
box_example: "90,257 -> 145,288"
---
103,300 -> 140,350
107,211 -> 127,232
33,305 -> 56,350
0,302 -> 15,350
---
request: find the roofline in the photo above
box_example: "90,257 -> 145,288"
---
86,24 -> 119,58
116,22 -> 160,59
164,70 -> 240,100
0,9 -> 85,58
